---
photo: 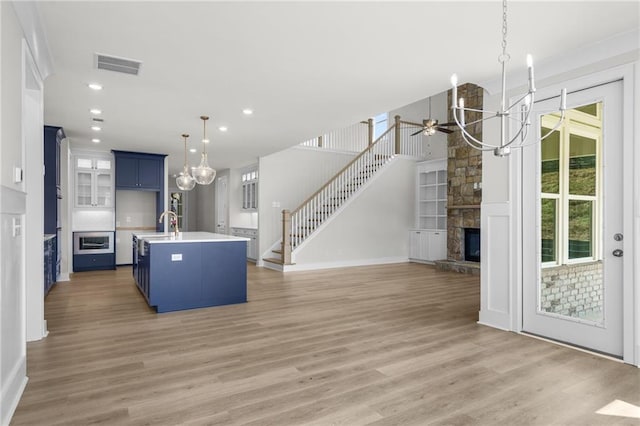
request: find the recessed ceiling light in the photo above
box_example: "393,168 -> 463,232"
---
218,126 -> 228,132
88,83 -> 103,91
242,108 -> 253,115
91,138 -> 101,143
189,148 -> 197,153
91,125 -> 101,131
90,108 -> 102,115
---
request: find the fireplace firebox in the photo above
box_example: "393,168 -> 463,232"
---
464,228 -> 480,262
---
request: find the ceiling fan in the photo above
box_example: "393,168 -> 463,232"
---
411,96 -> 456,136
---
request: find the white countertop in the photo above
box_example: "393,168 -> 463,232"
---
134,231 -> 249,243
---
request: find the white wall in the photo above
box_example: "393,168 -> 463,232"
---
1,3 -> 27,424
389,91 -> 449,161
195,177 -> 216,232
291,157 -> 415,270
228,167 -> 258,229
257,147 -> 356,260
480,30 -> 639,365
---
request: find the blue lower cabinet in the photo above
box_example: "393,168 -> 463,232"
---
149,243 -> 202,312
44,237 -> 54,296
139,240 -> 247,313
200,241 -> 247,306
73,253 -> 116,271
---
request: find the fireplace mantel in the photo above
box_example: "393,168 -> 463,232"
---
447,205 -> 481,209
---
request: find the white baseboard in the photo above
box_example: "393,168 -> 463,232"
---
281,257 -> 409,272
57,272 -> 70,282
1,357 -> 28,426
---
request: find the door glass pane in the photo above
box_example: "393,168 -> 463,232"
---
574,103 -> 598,117
77,158 -> 92,169
541,128 -> 560,194
76,171 -> 92,206
539,105 -> 603,325
568,200 -> 593,259
96,159 -> 111,170
96,173 -> 112,206
569,134 -> 596,196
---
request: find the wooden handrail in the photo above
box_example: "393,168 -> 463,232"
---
290,124 -> 396,217
399,119 -> 424,127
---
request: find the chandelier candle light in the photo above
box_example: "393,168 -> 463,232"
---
192,115 -> 217,185
176,133 -> 196,191
450,0 -> 567,157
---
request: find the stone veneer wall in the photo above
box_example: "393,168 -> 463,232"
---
540,262 -> 603,321
446,83 -> 483,261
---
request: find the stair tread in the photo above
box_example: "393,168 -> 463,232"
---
263,257 -> 284,265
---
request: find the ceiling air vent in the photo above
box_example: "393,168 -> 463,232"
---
95,53 -> 142,76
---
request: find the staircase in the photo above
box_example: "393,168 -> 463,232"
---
263,116 -> 426,270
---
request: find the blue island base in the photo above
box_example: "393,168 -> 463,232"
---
135,238 -> 247,313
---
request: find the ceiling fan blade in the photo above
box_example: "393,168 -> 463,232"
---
437,122 -> 457,127
410,129 -> 425,136
437,127 -> 454,134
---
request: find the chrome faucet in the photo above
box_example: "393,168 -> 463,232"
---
159,210 -> 179,236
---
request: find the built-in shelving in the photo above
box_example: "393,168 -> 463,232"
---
418,167 -> 447,230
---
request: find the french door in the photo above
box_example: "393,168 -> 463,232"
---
522,80 -> 623,356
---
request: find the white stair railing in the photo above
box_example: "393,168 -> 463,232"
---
277,116 -> 426,265
299,120 -> 372,153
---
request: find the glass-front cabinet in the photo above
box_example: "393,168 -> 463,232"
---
241,167 -> 258,210
75,155 -> 113,208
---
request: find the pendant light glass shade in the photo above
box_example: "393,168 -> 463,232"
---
176,134 -> 196,191
192,116 -> 216,185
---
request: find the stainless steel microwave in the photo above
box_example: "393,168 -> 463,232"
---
73,231 -> 114,255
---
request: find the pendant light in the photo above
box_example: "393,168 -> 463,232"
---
449,0 -> 566,157
191,115 -> 217,185
176,133 -> 196,191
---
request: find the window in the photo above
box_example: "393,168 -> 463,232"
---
540,102 -> 602,266
373,112 -> 388,139
241,166 -> 258,210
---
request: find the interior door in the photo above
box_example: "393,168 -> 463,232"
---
216,175 -> 229,234
522,80 -> 623,357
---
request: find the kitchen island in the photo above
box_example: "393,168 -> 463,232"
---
133,232 -> 249,313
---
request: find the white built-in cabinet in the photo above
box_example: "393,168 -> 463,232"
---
231,227 -> 258,261
410,159 -> 447,263
74,155 -> 113,208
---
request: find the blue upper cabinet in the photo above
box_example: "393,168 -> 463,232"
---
112,151 -> 166,191
44,125 -> 64,235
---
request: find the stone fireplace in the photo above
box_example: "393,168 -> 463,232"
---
436,83 -> 483,275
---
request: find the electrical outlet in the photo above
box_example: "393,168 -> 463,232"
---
12,217 -> 21,237
14,167 -> 23,183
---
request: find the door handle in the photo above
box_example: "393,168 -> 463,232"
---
612,249 -> 623,257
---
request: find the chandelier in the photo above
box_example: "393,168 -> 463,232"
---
176,133 -> 196,191
450,0 -> 567,157
191,115 -> 217,185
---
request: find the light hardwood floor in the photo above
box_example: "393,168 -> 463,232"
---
11,263 -> 640,425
